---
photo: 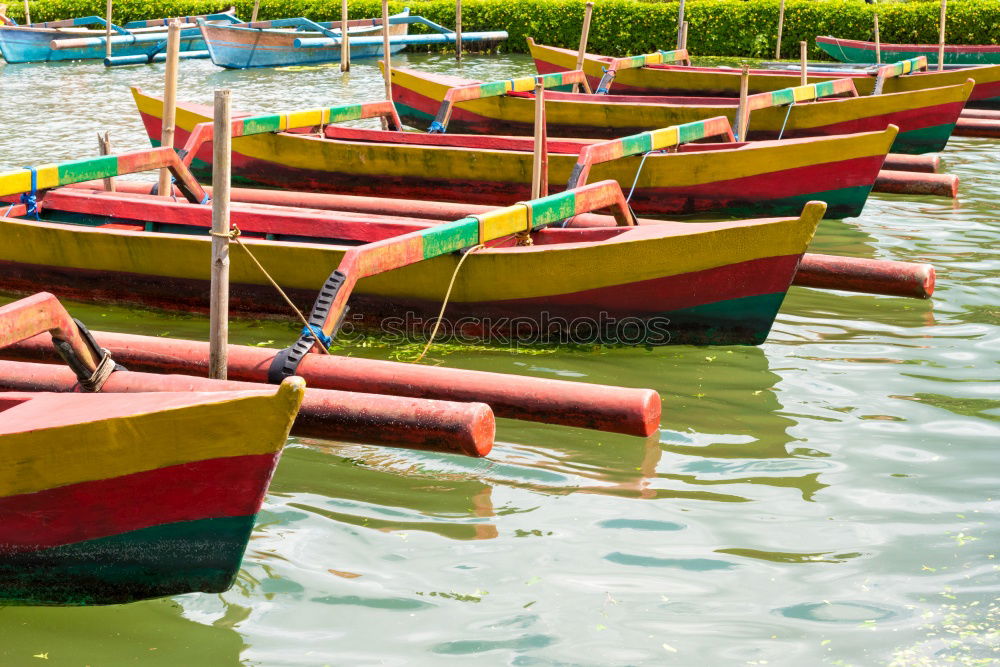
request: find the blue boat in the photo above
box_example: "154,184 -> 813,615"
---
198,10 -> 508,69
0,11 -> 240,64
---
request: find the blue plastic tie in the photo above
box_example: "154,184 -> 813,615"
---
301,325 -> 333,348
19,167 -> 39,220
427,120 -> 446,134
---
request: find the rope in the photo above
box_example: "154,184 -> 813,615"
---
19,167 -> 39,220
413,244 -> 484,362
777,102 -> 795,140
79,349 -> 117,392
215,225 -> 332,355
626,150 -> 662,203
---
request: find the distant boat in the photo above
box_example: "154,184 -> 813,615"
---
816,35 -> 1000,66
0,9 -> 239,63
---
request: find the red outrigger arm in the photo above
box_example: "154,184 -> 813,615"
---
873,56 -> 928,94
595,48 -> 691,94
565,116 -> 736,193
0,146 -> 208,204
427,70 -> 589,133
176,101 -> 404,166
0,292 -> 118,391
267,180 -> 637,382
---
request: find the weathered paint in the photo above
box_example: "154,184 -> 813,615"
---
528,38 -> 1000,107
0,21 -> 208,63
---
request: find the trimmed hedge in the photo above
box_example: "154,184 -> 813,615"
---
4,0 -> 999,59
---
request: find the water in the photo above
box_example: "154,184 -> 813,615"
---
0,53 -> 997,666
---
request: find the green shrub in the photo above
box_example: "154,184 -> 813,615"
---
4,0 -> 998,59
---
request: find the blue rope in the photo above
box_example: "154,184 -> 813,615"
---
301,324 -> 333,348
777,102 -> 795,140
428,120 -> 446,133
19,167 -> 39,220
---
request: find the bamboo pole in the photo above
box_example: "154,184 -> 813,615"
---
340,0 -> 350,71
104,0 -> 112,59
937,0 -> 947,71
874,6 -> 881,65
250,0 -> 260,22
800,40 -> 808,86
680,20 -> 688,51
209,89 -> 232,381
775,0 -> 785,58
676,0 -> 685,49
574,2 -> 594,94
22,0 -> 28,25
455,0 -> 462,61
157,20 -> 181,198
97,131 -> 115,192
531,82 -> 548,199
735,65 -> 749,141
381,0 -> 392,118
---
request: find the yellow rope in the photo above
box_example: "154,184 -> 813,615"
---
414,244 -> 484,363
214,225 -> 331,355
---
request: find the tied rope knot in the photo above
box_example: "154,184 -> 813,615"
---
20,166 -> 39,220
79,348 -> 117,392
210,224 -> 241,239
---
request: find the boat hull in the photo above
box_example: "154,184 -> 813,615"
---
0,386 -> 301,605
0,189 -> 820,346
530,38 -> 1000,111
393,64 -> 969,154
816,35 -> 1000,66
0,25 -> 205,63
132,87 -> 892,219
201,16 -> 408,69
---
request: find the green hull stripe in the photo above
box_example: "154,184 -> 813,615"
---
0,515 -> 257,606
890,123 -> 955,154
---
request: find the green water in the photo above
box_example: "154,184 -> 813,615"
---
0,53 -> 998,666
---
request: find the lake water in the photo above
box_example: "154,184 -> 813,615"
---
0,52 -> 997,666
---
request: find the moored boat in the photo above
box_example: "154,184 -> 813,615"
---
389,63 -> 972,154
527,38 -> 1000,109
0,10 -> 239,63
132,87 -> 895,218
816,35 -> 1000,67
0,292 -> 304,605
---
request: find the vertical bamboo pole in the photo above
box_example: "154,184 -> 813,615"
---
800,41 -> 807,86
676,0 -> 685,49
937,0 -> 947,71
209,89 -> 232,381
775,0 -> 785,59
874,3 -> 881,65
22,0 -> 28,25
104,0 -> 112,59
158,20 -> 181,197
250,0 -> 260,22
574,2 -> 594,94
735,65 -> 749,141
531,82 -> 548,199
340,0 -> 350,71
455,0 -> 462,61
680,21 -> 688,51
97,131 -> 115,192
382,0 -> 391,100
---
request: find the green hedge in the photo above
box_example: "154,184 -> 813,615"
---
4,0 -> 999,59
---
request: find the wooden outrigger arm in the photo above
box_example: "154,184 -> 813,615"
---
594,48 -> 691,94
872,56 -> 928,94
0,292 -> 119,391
266,180 -> 636,382
427,70 -> 589,133
734,78 -> 859,140
175,100 -> 403,166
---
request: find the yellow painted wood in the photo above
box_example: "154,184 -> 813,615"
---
0,381 -> 303,498
286,109 -> 324,129
475,206 -> 529,238
133,87 -> 896,191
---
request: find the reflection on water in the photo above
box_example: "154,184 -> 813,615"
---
0,53 -> 998,665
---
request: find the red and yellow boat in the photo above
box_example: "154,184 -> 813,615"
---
132,87 -> 895,218
389,63 -> 972,155
528,38 -> 1000,109
0,292 -> 304,606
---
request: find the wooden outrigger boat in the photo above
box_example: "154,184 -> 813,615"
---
199,10 -> 507,69
0,9 -> 239,63
389,63 -> 972,155
528,38 -> 1000,108
816,35 -> 1000,67
0,292 -> 304,605
131,87 -> 896,218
